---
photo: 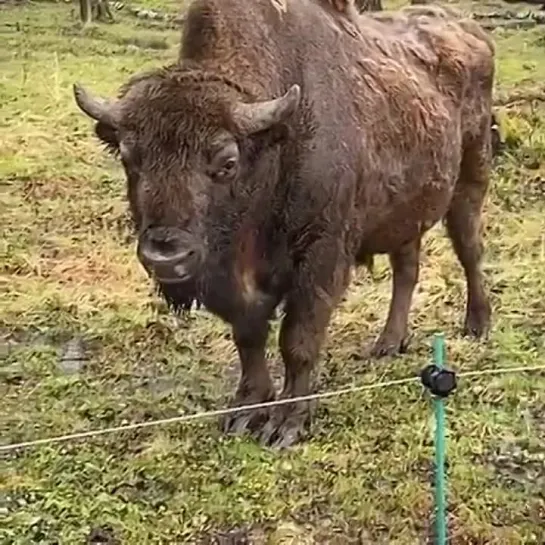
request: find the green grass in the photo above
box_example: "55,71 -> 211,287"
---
1,1 -> 544,543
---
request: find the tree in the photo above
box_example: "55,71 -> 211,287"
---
79,0 -> 114,24
355,0 -> 383,11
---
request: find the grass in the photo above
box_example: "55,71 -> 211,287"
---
1,1 -> 544,543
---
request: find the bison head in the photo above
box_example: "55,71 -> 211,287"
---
73,71 -> 300,309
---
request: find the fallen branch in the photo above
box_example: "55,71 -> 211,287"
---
502,0 -> 544,6
473,10 -> 545,20
481,19 -> 544,30
494,89 -> 545,107
473,10 -> 525,20
111,3 -> 185,24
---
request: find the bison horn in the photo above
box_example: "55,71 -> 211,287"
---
73,83 -> 119,126
232,84 -> 301,134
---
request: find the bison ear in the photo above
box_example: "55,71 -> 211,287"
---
95,121 -> 119,153
231,84 -> 301,135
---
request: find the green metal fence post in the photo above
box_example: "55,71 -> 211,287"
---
433,333 -> 447,545
420,333 -> 457,545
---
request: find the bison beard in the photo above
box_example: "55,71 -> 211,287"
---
73,0 -> 495,448
156,280 -> 201,314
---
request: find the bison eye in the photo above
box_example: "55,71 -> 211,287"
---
209,140 -> 240,183
213,157 -> 238,182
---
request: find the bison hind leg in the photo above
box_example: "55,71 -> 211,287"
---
357,251 -> 375,276
446,132 -> 492,338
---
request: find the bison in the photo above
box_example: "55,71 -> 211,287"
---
73,0 -> 495,448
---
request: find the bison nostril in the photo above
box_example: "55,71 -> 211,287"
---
151,238 -> 177,256
145,231 -> 185,258
139,228 -> 202,269
164,243 -> 176,255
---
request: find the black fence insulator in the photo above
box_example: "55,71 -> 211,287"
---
420,365 -> 457,398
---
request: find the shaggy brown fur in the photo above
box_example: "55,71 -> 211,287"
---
332,1 -> 501,156
74,0 -> 495,448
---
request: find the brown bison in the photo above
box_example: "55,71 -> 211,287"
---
73,0 -> 495,448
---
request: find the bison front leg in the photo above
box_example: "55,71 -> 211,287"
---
222,320 -> 275,435
370,238 -> 421,357
258,250 -> 350,448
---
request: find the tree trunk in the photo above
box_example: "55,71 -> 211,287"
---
79,0 -> 92,24
355,0 -> 383,12
79,0 -> 114,24
95,0 -> 114,22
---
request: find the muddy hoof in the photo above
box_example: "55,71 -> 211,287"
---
221,394 -> 274,436
369,333 -> 409,358
463,303 -> 491,338
221,407 -> 269,436
256,403 -> 310,449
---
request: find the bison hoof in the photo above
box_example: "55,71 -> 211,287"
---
369,333 -> 410,358
463,303 -> 491,338
221,397 -> 273,436
256,404 -> 310,449
222,409 -> 262,436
